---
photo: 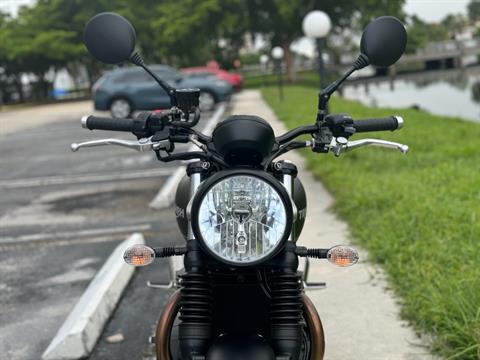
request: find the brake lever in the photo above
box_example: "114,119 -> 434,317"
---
330,137 -> 409,156
70,137 -> 170,152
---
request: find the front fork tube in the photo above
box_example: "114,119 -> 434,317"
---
187,171 -> 202,240
270,243 -> 304,360
277,159 -> 298,243
178,240 -> 212,360
179,168 -> 212,359
270,163 -> 303,360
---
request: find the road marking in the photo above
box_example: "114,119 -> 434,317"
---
0,223 -> 152,245
0,168 -> 174,189
0,233 -> 151,252
149,103 -> 227,209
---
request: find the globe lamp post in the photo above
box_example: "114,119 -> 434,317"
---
271,46 -> 284,101
302,10 -> 332,91
260,54 -> 269,87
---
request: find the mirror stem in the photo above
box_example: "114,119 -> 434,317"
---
316,54 -> 369,124
316,67 -> 354,124
130,51 -> 177,106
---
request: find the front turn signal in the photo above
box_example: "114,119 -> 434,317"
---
124,244 -> 155,266
327,245 -> 359,267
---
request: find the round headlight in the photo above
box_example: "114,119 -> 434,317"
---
192,170 -> 292,266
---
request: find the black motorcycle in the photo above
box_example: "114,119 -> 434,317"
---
72,13 -> 408,360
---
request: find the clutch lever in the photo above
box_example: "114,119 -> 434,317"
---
330,137 -> 409,156
71,137 -> 171,152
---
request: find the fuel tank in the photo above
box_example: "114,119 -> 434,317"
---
174,174 -> 307,242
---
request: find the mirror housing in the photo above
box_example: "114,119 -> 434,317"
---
83,12 -> 178,106
360,16 -> 407,68
315,16 -> 407,123
83,12 -> 136,64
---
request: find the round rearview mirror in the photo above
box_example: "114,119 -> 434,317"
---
360,16 -> 407,68
83,12 -> 136,64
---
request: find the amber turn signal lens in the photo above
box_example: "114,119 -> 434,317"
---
327,245 -> 359,267
123,244 -> 155,267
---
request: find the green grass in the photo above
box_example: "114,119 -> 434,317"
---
262,86 -> 480,359
243,70 -> 337,89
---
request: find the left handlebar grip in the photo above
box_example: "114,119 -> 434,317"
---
352,116 -> 404,133
81,115 -> 136,132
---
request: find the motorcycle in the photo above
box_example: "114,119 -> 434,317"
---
72,12 -> 408,360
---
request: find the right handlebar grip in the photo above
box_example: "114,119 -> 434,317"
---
81,115 -> 136,132
353,116 -> 403,133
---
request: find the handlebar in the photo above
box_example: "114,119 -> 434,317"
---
81,108 -> 201,137
352,116 -> 403,133
81,115 -> 139,132
74,111 -> 408,165
277,115 -> 404,145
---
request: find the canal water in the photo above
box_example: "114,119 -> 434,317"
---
342,66 -> 480,123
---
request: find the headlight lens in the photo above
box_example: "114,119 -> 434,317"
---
196,175 -> 288,265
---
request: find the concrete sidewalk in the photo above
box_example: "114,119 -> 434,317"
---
230,90 -> 434,360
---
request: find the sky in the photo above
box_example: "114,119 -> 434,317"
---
0,0 -> 34,17
404,0 -> 468,22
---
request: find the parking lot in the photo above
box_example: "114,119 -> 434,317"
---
0,102 -> 217,359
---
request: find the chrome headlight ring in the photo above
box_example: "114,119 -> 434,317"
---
190,169 -> 293,266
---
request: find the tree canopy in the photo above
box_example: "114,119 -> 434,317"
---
4,0 -> 471,101
405,15 -> 450,54
468,0 -> 480,22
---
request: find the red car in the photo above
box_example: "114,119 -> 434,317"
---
181,66 -> 243,90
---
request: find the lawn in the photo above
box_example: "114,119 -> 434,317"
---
243,70 -> 335,89
262,86 -> 480,359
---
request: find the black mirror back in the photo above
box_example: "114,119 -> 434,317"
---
360,16 -> 407,68
83,12 -> 136,64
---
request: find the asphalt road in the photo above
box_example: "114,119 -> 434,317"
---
0,103 -> 216,360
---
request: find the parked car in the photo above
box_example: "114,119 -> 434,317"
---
92,65 -> 233,118
181,66 -> 243,90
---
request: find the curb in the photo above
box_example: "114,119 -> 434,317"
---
149,103 -> 227,209
41,233 -> 145,360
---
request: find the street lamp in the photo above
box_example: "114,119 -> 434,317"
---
303,10 -> 331,91
271,46 -> 284,101
259,54 -> 269,87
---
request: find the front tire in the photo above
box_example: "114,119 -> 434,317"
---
110,97 -> 133,118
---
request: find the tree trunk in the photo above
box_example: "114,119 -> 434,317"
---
86,60 -> 103,91
85,67 -> 94,95
42,78 -> 49,99
14,75 -> 25,103
37,75 -> 50,100
282,40 -> 296,83
66,63 -> 79,90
